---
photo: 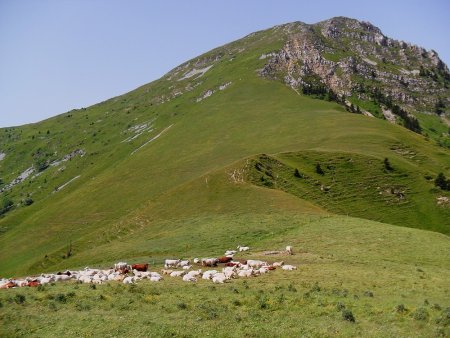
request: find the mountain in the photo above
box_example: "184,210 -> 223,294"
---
1,17 -> 450,337
0,17 -> 449,277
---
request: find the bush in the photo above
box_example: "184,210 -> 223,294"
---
55,293 -> 67,303
336,302 -> 346,311
395,304 -> 407,313
363,290 -> 374,297
342,309 -> 355,322
23,198 -> 34,206
315,163 -> 325,175
232,299 -> 242,306
258,295 -> 268,309
294,168 -> 302,178
177,302 -> 187,310
412,307 -> 429,321
14,294 -> 26,304
383,158 -> 393,171
435,173 -> 450,191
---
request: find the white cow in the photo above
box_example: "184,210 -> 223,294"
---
286,246 -> 293,255
182,274 -> 197,282
247,260 -> 267,268
237,246 -> 249,252
177,260 -> 190,268
169,270 -> 186,277
164,259 -> 181,268
282,265 -> 297,271
202,270 -> 218,280
212,273 -> 227,284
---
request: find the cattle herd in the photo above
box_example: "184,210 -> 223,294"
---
0,245 -> 296,289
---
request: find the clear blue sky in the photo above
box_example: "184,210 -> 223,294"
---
0,0 -> 449,127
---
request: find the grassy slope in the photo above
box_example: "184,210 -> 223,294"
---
0,24 -> 449,337
0,29 -> 449,276
0,214 -> 449,337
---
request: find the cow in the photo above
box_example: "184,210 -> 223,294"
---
217,256 -> 233,264
0,281 -> 16,289
201,258 -> 218,267
164,259 -> 181,268
27,280 -> 40,287
131,263 -> 149,272
286,246 -> 293,255
237,246 -> 250,252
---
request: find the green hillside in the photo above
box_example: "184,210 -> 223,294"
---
0,17 -> 450,337
0,19 -> 449,277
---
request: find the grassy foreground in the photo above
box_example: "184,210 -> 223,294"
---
1,215 -> 449,337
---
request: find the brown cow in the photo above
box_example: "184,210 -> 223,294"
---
131,263 -> 149,272
225,262 -> 239,267
0,281 -> 16,289
27,280 -> 40,287
217,256 -> 233,264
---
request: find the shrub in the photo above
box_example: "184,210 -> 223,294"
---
432,303 -> 442,311
363,290 -> 374,297
336,302 -> 346,311
23,198 -> 34,206
177,302 -> 187,310
258,295 -> 268,309
294,168 -> 302,178
287,283 -> 297,292
412,307 -> 429,321
342,309 -> 355,322
14,294 -> 26,304
435,172 -> 450,191
395,304 -> 407,313
383,158 -> 393,171
55,293 -> 67,303
232,299 -> 242,306
315,163 -> 325,175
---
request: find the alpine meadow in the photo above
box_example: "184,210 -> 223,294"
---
0,17 -> 449,337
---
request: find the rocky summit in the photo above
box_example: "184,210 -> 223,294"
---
262,17 -> 449,115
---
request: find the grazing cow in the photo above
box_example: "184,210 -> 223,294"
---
169,271 -> 186,277
182,265 -> 192,270
282,265 -> 297,271
161,269 -> 173,275
27,280 -> 40,287
224,250 -> 237,256
164,259 -> 181,268
0,281 -> 17,289
286,246 -> 293,255
149,275 -> 161,282
193,258 -> 200,264
114,262 -> 128,271
247,260 -> 267,268
217,256 -> 233,264
131,263 -> 149,272
201,258 -> 218,267
182,274 -> 197,282
272,261 -> 284,267
238,269 -> 254,278
177,260 -> 190,268
202,270 -> 218,280
123,276 -> 135,284
225,262 -> 239,267
237,246 -> 249,252
212,273 -> 227,284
